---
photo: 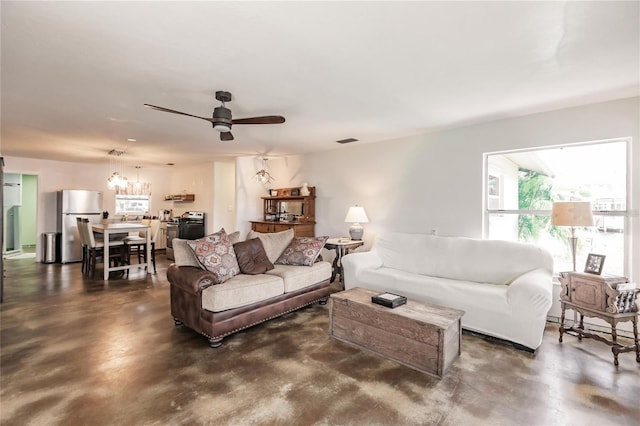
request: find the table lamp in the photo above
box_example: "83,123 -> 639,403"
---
344,205 -> 369,240
551,201 -> 594,271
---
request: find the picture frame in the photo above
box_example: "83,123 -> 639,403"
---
269,189 -> 278,197
584,253 -> 606,275
290,188 -> 300,196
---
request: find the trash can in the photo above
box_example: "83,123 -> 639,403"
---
42,232 -> 57,263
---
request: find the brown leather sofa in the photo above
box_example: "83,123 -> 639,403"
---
168,263 -> 331,348
168,229 -> 332,347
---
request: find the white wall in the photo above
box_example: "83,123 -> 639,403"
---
168,162 -> 214,233
236,97 -> 640,283
167,161 -> 236,235
212,160 -> 236,234
235,156 -> 284,238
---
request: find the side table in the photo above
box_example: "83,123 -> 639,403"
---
324,238 -> 364,289
558,272 -> 639,366
559,300 -> 639,366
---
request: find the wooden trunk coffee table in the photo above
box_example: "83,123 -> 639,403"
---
329,287 -> 465,378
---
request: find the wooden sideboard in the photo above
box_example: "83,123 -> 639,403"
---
250,186 -> 316,237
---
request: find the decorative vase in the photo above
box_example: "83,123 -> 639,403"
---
300,182 -> 310,196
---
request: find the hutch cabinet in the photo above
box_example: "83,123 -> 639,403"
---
250,186 -> 316,237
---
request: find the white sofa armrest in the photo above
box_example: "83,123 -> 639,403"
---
507,268 -> 553,312
342,251 -> 383,287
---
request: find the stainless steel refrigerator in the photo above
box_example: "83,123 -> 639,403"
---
57,190 -> 103,263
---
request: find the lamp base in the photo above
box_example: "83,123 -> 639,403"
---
349,223 -> 364,240
569,236 -> 578,272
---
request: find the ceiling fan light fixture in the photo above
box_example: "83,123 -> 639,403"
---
145,90 -> 284,142
214,123 -> 231,132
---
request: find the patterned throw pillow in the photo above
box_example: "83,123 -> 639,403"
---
187,230 -> 240,283
275,236 -> 329,266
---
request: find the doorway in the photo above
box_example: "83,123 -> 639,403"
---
3,173 -> 38,260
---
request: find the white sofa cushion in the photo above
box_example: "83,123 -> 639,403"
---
201,273 -> 284,312
375,232 -> 553,285
266,261 -> 331,293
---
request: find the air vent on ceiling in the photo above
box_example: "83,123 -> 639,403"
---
336,138 -> 359,144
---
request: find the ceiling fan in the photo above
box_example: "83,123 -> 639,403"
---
144,91 -> 285,141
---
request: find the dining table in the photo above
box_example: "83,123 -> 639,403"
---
92,222 -> 151,280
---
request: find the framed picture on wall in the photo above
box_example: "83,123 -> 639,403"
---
584,253 -> 606,275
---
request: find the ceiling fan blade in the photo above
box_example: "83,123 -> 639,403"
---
232,116 -> 286,125
144,104 -> 214,122
220,131 -> 234,141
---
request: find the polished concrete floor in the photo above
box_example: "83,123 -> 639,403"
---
1,252 -> 639,425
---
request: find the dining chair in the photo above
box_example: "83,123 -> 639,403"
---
76,217 -> 89,274
124,219 -> 160,273
81,219 -> 127,278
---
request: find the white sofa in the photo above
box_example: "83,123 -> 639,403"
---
342,232 -> 554,350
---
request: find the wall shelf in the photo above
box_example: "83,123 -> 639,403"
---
164,194 -> 195,202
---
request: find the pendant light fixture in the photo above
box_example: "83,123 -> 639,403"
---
107,149 -> 128,190
134,166 -> 142,190
119,165 -> 151,196
254,158 -> 274,184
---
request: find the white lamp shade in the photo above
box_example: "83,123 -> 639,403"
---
551,201 -> 594,227
345,206 -> 369,224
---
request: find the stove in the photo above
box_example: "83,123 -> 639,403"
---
166,211 -> 206,260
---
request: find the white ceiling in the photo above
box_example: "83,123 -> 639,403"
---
1,1 -> 638,168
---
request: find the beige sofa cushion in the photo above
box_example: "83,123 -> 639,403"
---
265,261 -> 331,293
173,238 -> 200,267
247,228 -> 294,263
201,273 -> 284,312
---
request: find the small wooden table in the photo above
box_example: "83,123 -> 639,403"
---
329,287 -> 465,378
559,300 -> 639,366
92,222 -> 151,280
324,238 -> 364,287
558,272 -> 639,365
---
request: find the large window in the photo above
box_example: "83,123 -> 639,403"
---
485,139 -> 628,276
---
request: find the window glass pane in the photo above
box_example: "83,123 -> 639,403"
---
488,141 -> 626,210
487,213 -> 624,276
115,195 -> 150,215
588,215 -> 624,275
